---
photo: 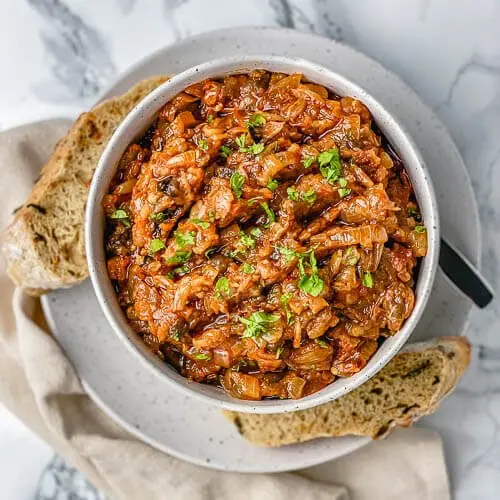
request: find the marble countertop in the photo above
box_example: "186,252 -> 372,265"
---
0,0 -> 499,498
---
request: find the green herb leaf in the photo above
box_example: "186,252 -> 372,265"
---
318,147 -> 342,184
191,218 -> 211,229
208,210 -> 216,222
247,142 -> 264,155
414,225 -> 426,233
235,134 -> 248,151
166,265 -> 189,279
110,209 -> 128,220
198,138 -> 208,150
338,187 -> 351,198
110,209 -> 131,227
303,155 -> 316,168
171,329 -> 181,341
167,251 -> 191,265
207,114 -> 214,124
240,311 -> 280,340
220,145 -> 233,158
301,190 -> 316,206
287,186 -> 300,201
150,238 -> 166,253
150,211 -> 168,223
298,273 -> 324,296
215,276 -> 231,299
362,271 -> 374,288
246,113 -> 266,129
193,352 -> 211,361
175,230 -> 196,248
250,227 -> 262,238
230,171 -> 246,198
266,179 -> 278,191
260,202 -> 275,227
345,247 -> 360,266
280,292 -> 293,324
338,177 -> 348,188
242,263 -> 255,274
240,231 -> 256,248
275,346 -> 284,359
297,250 -> 324,296
276,246 -> 300,263
315,339 -> 329,348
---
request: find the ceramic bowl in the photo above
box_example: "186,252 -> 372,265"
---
86,55 -> 440,414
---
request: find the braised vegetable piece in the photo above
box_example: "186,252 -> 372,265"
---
104,70 -> 427,401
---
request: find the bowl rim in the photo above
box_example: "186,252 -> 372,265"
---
85,55 -> 440,414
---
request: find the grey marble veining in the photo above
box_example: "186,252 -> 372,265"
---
0,0 -> 499,498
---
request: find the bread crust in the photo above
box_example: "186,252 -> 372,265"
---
1,76 -> 168,295
225,336 -> 471,446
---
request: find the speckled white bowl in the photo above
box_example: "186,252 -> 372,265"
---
86,55 -> 439,414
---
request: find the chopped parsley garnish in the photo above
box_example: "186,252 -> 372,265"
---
414,225 -> 426,233
220,145 -> 233,158
246,113 -> 266,129
236,134 -> 264,155
297,250 -> 324,296
287,187 -> 300,201
275,346 -> 284,359
240,231 -> 256,248
250,227 -> 262,238
276,246 -> 300,263
303,155 -> 316,168
149,238 -> 165,253
345,247 -> 360,266
260,202 -> 275,227
150,211 -> 168,223
247,142 -> 264,155
318,147 -> 342,184
338,177 -> 348,187
208,210 -> 216,222
198,138 -> 208,150
235,134 -> 248,151
171,330 -> 181,341
167,251 -> 191,265
240,311 -> 280,340
110,209 -> 131,227
299,272 -> 324,296
301,190 -> 317,205
207,114 -> 214,124
315,339 -> 329,348
266,179 -> 278,191
362,271 -> 374,288
242,263 -> 255,274
193,352 -> 211,361
175,230 -> 195,248
338,187 -> 351,198
215,277 -> 231,299
166,265 -> 189,279
280,292 -> 293,324
191,218 -> 210,229
230,171 -> 246,198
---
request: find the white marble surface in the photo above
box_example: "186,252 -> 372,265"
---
0,0 -> 499,498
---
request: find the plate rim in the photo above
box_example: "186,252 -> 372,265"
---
43,26 -> 481,473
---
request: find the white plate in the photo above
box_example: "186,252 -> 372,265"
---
41,27 -> 480,473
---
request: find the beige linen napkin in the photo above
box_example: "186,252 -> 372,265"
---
0,120 -> 451,500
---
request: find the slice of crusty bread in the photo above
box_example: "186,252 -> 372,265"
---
1,76 -> 168,296
225,336 -> 471,446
